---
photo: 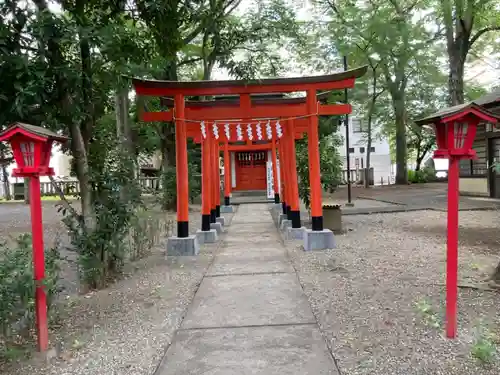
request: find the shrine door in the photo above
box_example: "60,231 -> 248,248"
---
235,151 -> 267,191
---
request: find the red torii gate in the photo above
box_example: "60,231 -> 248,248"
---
132,66 -> 367,254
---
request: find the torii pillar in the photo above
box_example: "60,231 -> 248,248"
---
271,137 -> 280,204
285,119 -> 303,240
167,94 -> 200,255
303,89 -> 335,251
210,132 -> 223,234
221,140 -> 234,213
196,132 -> 218,244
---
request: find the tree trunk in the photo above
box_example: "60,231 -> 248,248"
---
115,86 -> 136,172
2,167 -> 11,200
0,148 -> 11,200
448,51 -> 466,105
393,98 -> 407,184
24,178 -> 30,204
415,156 -> 424,171
34,0 -> 95,228
365,68 -> 378,188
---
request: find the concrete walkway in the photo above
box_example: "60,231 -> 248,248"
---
155,204 -> 338,375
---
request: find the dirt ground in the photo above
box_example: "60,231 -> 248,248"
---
0,201 -> 215,375
285,209 -> 500,375
3,185 -> 500,374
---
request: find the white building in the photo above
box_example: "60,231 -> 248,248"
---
337,117 -> 393,185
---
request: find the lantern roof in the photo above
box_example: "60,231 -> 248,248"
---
474,88 -> 500,109
415,102 -> 500,126
0,122 -> 68,143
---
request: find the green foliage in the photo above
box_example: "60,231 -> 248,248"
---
408,167 -> 436,184
414,299 -> 440,328
0,234 -> 60,359
158,161 -> 201,210
296,127 -> 343,210
471,325 -> 497,363
60,124 -> 142,289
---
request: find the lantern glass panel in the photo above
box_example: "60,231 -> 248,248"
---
454,122 -> 468,149
20,142 -> 35,167
40,141 -> 53,167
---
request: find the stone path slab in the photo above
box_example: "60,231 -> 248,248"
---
155,325 -> 339,375
156,203 -> 338,374
181,273 -> 316,329
207,254 -> 294,276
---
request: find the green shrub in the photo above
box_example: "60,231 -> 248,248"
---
408,167 -> 438,184
0,234 -> 61,359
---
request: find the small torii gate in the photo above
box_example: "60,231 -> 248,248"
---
131,66 -> 367,254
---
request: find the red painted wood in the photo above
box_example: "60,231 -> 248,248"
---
271,139 -> 279,195
201,139 -> 211,216
175,94 -> 189,231
223,142 -> 231,198
234,151 -> 267,191
306,89 -> 323,221
134,78 -> 356,97
141,103 -> 352,122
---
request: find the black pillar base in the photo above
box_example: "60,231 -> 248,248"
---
210,209 -> 216,223
201,214 -> 211,231
224,196 -> 230,206
282,202 -> 287,215
286,205 -> 292,220
290,210 -> 301,228
216,205 -> 221,217
311,216 -> 324,231
177,221 -> 189,238
274,193 -> 280,204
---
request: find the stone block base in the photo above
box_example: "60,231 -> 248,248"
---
271,203 -> 282,212
278,214 -> 288,227
280,219 -> 291,231
287,227 -> 305,240
210,222 -> 223,234
220,205 -> 234,213
303,229 -> 335,251
167,235 -> 200,256
196,229 -> 218,244
216,217 -> 225,226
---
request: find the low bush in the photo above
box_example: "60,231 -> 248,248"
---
0,234 -> 61,360
408,167 -> 437,184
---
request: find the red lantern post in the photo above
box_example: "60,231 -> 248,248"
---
416,103 -> 499,338
0,123 -> 68,351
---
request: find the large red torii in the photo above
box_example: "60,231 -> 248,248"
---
132,66 -> 367,254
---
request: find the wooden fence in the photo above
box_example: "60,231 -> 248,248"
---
37,177 -> 162,196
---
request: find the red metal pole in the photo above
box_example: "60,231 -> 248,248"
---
446,156 -> 459,338
30,176 -> 48,351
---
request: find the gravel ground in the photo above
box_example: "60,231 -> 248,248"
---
285,210 -> 500,375
1,202 -> 225,375
0,201 -> 203,295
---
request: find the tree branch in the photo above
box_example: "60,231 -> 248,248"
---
470,25 -> 500,46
